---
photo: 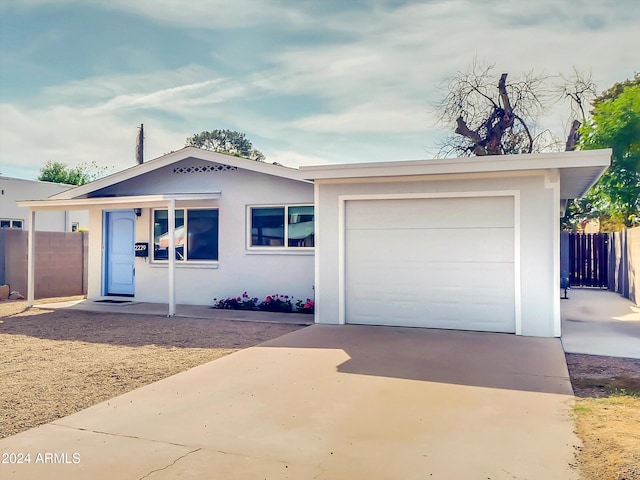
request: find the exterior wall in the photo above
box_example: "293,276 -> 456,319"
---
84,160 -> 315,305
1,229 -> 87,298
608,226 -> 640,305
0,176 -> 88,232
314,171 -> 560,337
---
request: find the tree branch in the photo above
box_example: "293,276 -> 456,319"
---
513,114 -> 534,153
455,116 -> 482,144
565,119 -> 581,151
498,73 -> 513,115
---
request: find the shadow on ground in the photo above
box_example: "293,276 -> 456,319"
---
260,324 -> 574,395
2,304 -> 575,395
0,308 -> 305,349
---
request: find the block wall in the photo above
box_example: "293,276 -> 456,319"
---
2,229 -> 88,299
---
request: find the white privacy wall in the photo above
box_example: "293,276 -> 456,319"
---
314,171 -> 560,337
84,160 -> 315,306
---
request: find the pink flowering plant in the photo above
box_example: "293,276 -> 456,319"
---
212,292 -> 259,310
212,292 -> 313,314
258,294 -> 293,313
295,298 -> 314,314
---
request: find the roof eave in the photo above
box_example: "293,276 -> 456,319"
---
50,147 -> 309,200
17,192 -> 222,211
300,149 -> 611,181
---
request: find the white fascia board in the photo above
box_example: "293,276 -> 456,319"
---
49,147 -> 309,201
300,149 -> 611,180
17,193 -> 221,211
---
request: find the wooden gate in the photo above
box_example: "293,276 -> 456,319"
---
568,233 -> 609,287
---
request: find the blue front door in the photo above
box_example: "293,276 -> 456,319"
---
104,210 -> 135,296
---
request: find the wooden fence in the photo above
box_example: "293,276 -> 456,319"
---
562,228 -> 639,305
607,227 -> 640,305
566,233 -> 609,287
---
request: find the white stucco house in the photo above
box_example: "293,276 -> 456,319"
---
18,146 -> 610,337
0,176 -> 88,232
18,148 -> 315,310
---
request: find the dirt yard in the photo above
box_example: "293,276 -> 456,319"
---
0,298 -> 304,438
1,298 -> 639,479
566,354 -> 640,480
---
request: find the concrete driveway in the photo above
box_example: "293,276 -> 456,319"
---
561,287 -> 640,359
0,325 -> 578,480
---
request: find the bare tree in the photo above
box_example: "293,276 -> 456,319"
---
436,62 -> 548,157
555,68 -> 597,151
436,62 -> 596,156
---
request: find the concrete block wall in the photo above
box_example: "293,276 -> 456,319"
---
2,229 -> 88,299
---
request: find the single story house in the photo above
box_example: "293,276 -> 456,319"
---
18,148 -> 315,310
18,147 -> 610,337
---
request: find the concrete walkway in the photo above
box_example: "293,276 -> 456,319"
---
561,287 -> 640,359
0,325 -> 578,480
35,298 -> 314,326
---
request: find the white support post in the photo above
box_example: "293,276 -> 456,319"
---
168,199 -> 176,317
27,210 -> 36,308
552,172 -> 562,337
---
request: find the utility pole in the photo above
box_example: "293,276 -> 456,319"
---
136,124 -> 144,164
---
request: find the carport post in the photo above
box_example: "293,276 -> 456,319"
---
26,209 -> 36,308
168,199 -> 176,317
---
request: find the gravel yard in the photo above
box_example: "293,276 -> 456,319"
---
0,298 -> 304,438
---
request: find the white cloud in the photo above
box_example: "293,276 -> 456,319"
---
2,0 -> 314,29
291,101 -> 434,134
251,0 -> 639,138
267,150 -> 334,168
87,78 -> 243,116
1,0 -> 639,180
0,102 -> 184,176
39,65 -> 218,101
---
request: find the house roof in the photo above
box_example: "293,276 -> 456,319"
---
17,148 -> 611,211
17,193 -> 222,211
0,175 -> 75,188
48,146 -> 310,201
300,149 -> 611,200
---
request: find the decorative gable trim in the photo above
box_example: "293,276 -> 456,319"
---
49,147 -> 309,201
173,164 -> 237,174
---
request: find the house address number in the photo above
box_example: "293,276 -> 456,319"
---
134,242 -> 149,257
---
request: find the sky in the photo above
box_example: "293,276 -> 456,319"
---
0,0 -> 638,180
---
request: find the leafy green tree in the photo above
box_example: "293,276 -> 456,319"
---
575,76 -> 640,229
186,129 -> 266,162
37,160 -> 109,185
561,197 -> 601,232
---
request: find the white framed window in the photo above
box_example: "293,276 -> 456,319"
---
248,205 -> 314,249
152,208 -> 219,262
0,218 -> 23,229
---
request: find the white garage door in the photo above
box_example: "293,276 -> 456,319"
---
345,196 -> 515,333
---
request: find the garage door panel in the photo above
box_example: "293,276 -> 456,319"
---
347,290 -> 515,332
347,263 -> 513,324
346,197 -> 514,230
345,197 -> 515,333
347,228 -> 514,263
346,261 -> 513,292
